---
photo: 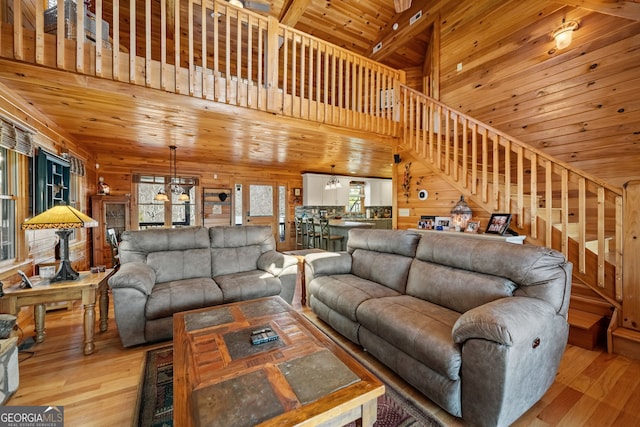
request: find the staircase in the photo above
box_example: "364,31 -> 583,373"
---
398,86 -> 625,351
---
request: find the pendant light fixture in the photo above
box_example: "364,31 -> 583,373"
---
154,146 -> 189,202
324,165 -> 342,190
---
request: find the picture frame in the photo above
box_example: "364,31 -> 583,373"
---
18,270 -> 33,289
435,216 -> 451,231
465,220 -> 480,233
485,213 -> 512,235
418,215 -> 436,230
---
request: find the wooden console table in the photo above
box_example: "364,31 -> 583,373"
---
409,228 -> 526,244
0,270 -> 113,355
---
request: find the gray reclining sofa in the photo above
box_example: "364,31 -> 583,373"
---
305,229 -> 572,427
108,225 -> 298,347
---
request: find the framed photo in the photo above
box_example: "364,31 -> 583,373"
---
485,213 -> 512,235
435,216 -> 451,231
18,270 -> 33,288
418,215 -> 436,230
465,220 -> 480,233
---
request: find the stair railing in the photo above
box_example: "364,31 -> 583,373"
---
400,85 -> 623,307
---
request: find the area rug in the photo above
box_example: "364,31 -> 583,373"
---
135,346 -> 442,427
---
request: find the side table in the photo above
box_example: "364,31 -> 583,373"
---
284,249 -> 325,306
0,269 -> 114,355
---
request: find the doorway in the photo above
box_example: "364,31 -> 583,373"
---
234,181 -> 286,248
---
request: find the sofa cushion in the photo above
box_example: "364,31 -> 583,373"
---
347,229 -> 421,257
119,226 -> 211,264
406,259 -> 517,313
415,233 -> 572,315
209,226 -> 276,276
147,248 -> 212,283
309,274 -> 401,322
357,295 -> 462,381
351,250 -> 414,293
145,277 -> 223,320
214,270 -> 282,303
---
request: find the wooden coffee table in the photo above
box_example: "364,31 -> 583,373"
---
173,296 -> 384,427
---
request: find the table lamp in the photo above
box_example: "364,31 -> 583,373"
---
21,204 -> 98,282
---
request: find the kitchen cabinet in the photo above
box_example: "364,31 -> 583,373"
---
91,195 -> 130,268
302,174 -> 325,206
365,178 -> 392,206
302,174 -> 350,207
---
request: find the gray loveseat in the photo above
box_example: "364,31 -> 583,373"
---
108,225 -> 298,347
305,229 -> 572,427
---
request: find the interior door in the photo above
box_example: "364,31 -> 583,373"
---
235,181 -> 280,244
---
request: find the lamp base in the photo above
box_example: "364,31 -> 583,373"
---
51,260 -> 79,282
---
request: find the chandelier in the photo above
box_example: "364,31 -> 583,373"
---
324,165 -> 342,190
155,145 -> 190,202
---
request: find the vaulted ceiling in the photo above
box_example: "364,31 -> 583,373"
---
2,0 -> 639,187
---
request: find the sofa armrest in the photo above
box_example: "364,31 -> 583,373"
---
107,262 -> 156,296
257,251 -> 298,277
305,251 -> 352,277
452,297 -> 561,346
452,297 -> 569,426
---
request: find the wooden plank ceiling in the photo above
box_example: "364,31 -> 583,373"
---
2,0 -> 639,187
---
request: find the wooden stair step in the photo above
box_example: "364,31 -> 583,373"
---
568,308 -> 607,350
611,327 -> 640,360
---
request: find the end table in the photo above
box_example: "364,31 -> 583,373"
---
0,269 -> 114,355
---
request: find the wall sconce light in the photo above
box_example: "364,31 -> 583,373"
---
553,20 -> 579,50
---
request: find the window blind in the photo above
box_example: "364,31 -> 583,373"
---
0,117 -> 35,157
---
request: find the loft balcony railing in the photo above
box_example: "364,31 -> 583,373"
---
1,0 -> 402,136
400,86 -> 624,314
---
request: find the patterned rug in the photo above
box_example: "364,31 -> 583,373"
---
135,346 -> 442,427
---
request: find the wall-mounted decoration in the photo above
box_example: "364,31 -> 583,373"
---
203,188 -> 232,227
97,176 -> 110,195
402,162 -> 412,202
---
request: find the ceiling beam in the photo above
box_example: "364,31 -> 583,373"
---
563,0 -> 640,21
366,0 -> 449,64
278,0 -> 313,27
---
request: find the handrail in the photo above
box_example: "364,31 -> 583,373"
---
1,0 -> 402,136
399,85 -> 623,307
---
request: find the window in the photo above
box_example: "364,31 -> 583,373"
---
137,175 -> 197,228
34,149 -> 70,214
0,148 -> 17,262
348,181 -> 365,213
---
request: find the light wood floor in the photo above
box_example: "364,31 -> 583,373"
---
6,289 -> 640,426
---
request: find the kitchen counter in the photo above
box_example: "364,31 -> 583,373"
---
332,218 -> 392,230
325,220 -> 374,250
328,220 -> 376,228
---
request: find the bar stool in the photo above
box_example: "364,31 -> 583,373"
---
294,217 -> 304,249
305,218 -> 321,249
319,218 -> 344,251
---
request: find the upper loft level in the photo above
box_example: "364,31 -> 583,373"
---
2,0 -> 403,138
